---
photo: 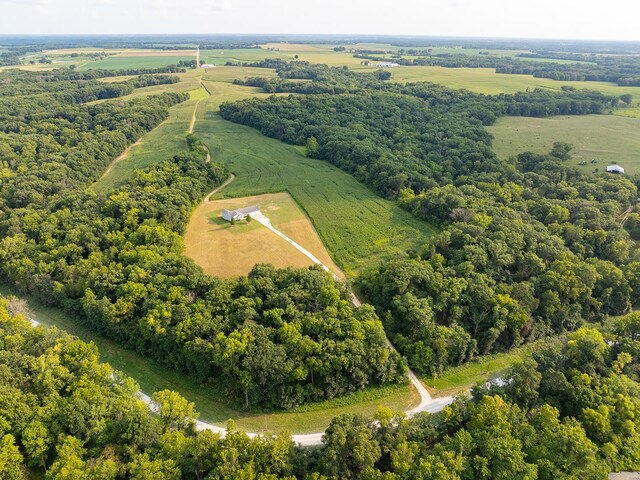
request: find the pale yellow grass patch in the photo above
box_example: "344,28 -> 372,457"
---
114,50 -> 196,57
185,192 -> 344,279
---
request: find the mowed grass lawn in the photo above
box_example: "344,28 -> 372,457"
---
488,114 -> 640,174
194,95 -> 436,275
185,192 -> 344,278
0,284 -> 417,434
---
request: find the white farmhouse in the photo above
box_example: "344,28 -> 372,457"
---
221,205 -> 260,221
606,164 -> 625,174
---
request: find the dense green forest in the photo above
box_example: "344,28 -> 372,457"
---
3,299 -> 640,478
221,65 -> 639,376
0,69 -> 404,410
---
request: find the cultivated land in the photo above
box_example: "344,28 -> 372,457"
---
489,114 -> 640,173
94,68 -> 434,275
380,66 -> 640,99
79,54 -> 195,70
193,97 -> 435,274
0,283 -> 417,434
185,192 -> 344,278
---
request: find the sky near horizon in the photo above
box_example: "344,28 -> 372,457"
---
1,0 -> 639,41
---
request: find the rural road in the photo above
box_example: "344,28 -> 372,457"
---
24,97 -> 452,448
23,190 -> 454,446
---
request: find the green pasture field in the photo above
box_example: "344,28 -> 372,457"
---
194,92 -> 436,275
90,93 -> 198,194
0,284 -> 417,434
488,114 -> 640,174
93,70 -> 436,274
374,66 -> 640,99
79,54 -> 195,70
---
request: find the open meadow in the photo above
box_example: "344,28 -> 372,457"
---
185,192 -> 344,278
488,114 -> 640,173
93,69 -> 435,275
193,98 -> 436,275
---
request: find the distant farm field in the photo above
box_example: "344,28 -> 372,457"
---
79,54 -> 194,70
488,114 -> 640,173
185,192 -> 344,278
379,66 -> 640,99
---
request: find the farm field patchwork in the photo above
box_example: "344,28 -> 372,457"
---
185,192 -> 344,278
379,66 -> 640,98
79,54 -> 195,70
488,114 -> 640,174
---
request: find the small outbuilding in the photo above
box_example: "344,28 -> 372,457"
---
222,205 -> 260,222
607,164 -> 625,174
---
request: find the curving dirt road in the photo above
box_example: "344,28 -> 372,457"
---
186,179 -> 454,446
30,89 -> 453,447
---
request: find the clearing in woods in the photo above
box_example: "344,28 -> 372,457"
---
193,90 -> 435,275
185,192 -> 344,279
488,114 -> 640,174
93,70 -> 434,275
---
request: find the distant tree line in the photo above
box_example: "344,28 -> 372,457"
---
354,50 -> 640,86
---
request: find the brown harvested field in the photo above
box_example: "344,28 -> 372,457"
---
184,192 -> 344,279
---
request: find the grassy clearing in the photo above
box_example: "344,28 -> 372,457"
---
193,95 -> 436,275
488,114 -> 640,174
90,93 -> 198,194
185,192 -> 344,279
0,283 -> 417,433
424,316 -> 621,398
376,66 -> 640,99
422,346 -> 535,398
79,55 -> 195,71
616,106 -> 640,118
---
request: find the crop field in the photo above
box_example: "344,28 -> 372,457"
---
0,283 -> 417,434
201,65 -> 278,83
194,103 -> 436,275
199,48 -> 284,65
488,114 -> 640,173
379,66 -> 640,98
185,192 -> 344,278
79,54 -> 195,70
